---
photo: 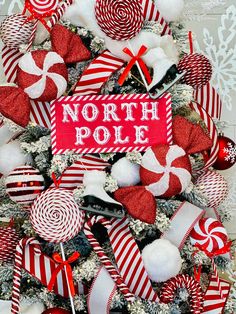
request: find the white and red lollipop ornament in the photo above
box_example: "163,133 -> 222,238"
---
95,0 -> 144,41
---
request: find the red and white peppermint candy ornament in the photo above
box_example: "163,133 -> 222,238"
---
95,0 -> 144,41
195,170 -> 228,208
0,14 -> 34,49
140,144 -> 192,198
0,224 -> 21,263
17,50 -> 68,102
178,53 -> 212,89
31,188 -> 85,243
190,218 -> 228,253
5,166 -> 44,205
26,0 -> 59,14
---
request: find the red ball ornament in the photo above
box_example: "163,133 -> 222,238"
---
42,308 -> 71,314
5,166 -> 45,205
0,222 -> 21,263
213,135 -> 236,170
178,53 -> 212,89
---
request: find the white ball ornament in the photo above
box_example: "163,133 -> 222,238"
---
154,0 -> 185,22
142,239 -> 182,282
0,142 -> 28,177
111,157 -> 140,187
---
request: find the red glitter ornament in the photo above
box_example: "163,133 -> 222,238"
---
178,53 -> 212,89
0,221 -> 21,263
42,308 -> 71,314
213,135 -> 236,170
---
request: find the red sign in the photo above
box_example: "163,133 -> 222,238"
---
51,93 -> 172,154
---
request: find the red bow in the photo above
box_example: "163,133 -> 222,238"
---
47,251 -> 80,296
23,1 -> 56,32
118,45 -> 152,86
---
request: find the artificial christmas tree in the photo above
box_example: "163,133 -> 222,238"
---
0,0 -> 235,313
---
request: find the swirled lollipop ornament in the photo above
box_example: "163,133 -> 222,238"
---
25,0 -> 59,15
95,0 -> 144,41
30,188 -> 85,243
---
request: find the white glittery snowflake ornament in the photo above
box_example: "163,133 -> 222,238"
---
224,142 -> 236,164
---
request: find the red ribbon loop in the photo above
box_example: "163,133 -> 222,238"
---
48,251 -> 80,296
52,172 -> 62,188
118,45 -> 152,86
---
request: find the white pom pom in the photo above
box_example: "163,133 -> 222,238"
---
154,0 -> 184,22
83,170 -> 106,186
0,142 -> 28,176
111,157 -> 140,187
142,239 -> 182,282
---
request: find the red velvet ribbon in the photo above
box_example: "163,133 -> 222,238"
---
23,1 -> 56,32
118,45 -> 152,86
47,251 -> 80,296
52,172 -> 62,188
193,241 -> 232,281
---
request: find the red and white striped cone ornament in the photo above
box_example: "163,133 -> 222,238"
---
5,166 -> 45,205
178,53 -> 212,89
160,274 -> 204,314
30,188 -> 85,243
95,0 -> 144,41
190,218 -> 228,253
17,50 -> 68,102
0,224 -> 21,263
140,144 -> 192,198
195,170 -> 228,208
0,14 -> 34,49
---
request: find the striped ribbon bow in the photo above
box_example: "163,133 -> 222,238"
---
118,45 -> 152,86
48,251 -> 80,296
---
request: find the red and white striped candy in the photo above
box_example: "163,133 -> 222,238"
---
5,166 -> 45,205
17,50 -> 68,102
31,188 -> 85,243
140,144 -> 192,198
27,0 -> 59,14
195,170 -> 228,208
178,53 -> 212,89
0,225 -> 21,263
0,14 -> 34,49
190,218 -> 228,253
160,274 -> 204,314
95,0 -> 144,41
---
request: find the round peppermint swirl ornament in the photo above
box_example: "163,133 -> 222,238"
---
95,0 -> 144,41
31,188 -> 85,243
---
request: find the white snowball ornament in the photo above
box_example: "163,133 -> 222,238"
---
0,142 -> 28,177
111,157 -> 140,187
0,123 -> 14,146
142,239 -> 182,282
154,0 -> 184,22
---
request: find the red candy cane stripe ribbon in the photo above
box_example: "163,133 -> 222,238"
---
189,102 -> 219,171
47,0 -> 74,29
11,238 -> 41,314
84,216 -> 135,301
84,216 -> 158,304
162,201 -> 205,249
202,275 -> 231,314
118,45 -> 152,86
